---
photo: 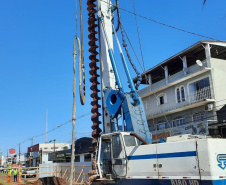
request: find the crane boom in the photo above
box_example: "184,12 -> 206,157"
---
97,0 -> 151,143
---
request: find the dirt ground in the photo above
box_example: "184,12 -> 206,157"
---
0,174 -> 68,185
0,173 -> 36,185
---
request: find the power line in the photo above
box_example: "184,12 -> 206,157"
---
131,0 -> 145,71
1,112 -> 92,155
101,0 -> 217,40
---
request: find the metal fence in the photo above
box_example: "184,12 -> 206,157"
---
189,86 -> 212,103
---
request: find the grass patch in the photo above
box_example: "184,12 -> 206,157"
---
0,173 -> 7,176
0,179 -> 11,185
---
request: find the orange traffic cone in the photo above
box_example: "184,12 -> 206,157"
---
7,176 -> 10,183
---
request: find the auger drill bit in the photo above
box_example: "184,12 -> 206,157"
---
87,0 -> 102,171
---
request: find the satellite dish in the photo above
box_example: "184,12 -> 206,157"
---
196,60 -> 203,67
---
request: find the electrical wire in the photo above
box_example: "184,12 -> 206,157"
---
1,112 -> 91,155
131,0 -> 145,71
114,0 -> 142,89
100,0 -> 217,40
3,100 -> 226,154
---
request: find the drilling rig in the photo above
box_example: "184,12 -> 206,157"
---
83,0 -> 226,185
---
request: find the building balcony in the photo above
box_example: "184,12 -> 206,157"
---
189,86 -> 212,103
146,87 -> 215,120
138,60 -> 210,98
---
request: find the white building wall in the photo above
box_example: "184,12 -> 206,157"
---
39,143 -> 69,153
210,58 -> 226,109
16,154 -> 25,163
42,153 -> 53,164
141,70 -> 212,118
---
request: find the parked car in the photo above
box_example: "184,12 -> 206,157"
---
22,168 -> 36,178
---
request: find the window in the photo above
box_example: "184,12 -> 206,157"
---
157,93 -> 167,106
172,117 -> 185,127
75,155 -> 80,162
159,96 -> 164,104
149,124 -> 154,132
51,147 -> 58,149
176,88 -> 181,103
112,135 -> 124,158
181,87 -> 185,101
175,86 -> 186,103
124,135 -> 136,147
189,77 -> 210,93
101,140 -> 111,160
84,154 -> 91,162
193,112 -> 206,122
156,121 -> 169,130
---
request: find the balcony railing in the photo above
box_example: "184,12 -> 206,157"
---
138,60 -> 209,97
189,86 -> 212,103
144,86 -> 214,119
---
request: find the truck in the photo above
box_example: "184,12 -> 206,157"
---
75,0 -> 226,184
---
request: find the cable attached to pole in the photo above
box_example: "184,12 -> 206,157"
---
114,0 -> 142,90
79,0 -> 86,105
132,0 -> 145,72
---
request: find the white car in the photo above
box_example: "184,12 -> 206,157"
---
22,169 -> 36,178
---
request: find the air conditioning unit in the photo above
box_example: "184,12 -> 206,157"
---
205,104 -> 213,111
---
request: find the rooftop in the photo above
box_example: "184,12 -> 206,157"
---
134,40 -> 226,85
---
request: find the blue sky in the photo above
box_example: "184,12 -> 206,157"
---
0,0 -> 225,155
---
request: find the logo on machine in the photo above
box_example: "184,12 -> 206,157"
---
217,154 -> 226,170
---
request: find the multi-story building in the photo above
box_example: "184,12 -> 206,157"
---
48,137 -> 93,164
135,41 -> 226,142
27,142 -> 69,166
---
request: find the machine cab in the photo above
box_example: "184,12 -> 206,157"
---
96,132 -> 140,179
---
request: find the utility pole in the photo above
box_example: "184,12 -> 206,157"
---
46,109 -> 48,143
30,137 -> 33,146
70,7 -> 78,182
19,143 -> 21,166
